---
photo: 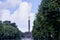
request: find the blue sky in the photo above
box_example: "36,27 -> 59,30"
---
0,0 -> 42,32
0,0 -> 7,2
22,0 -> 42,13
0,0 -> 42,13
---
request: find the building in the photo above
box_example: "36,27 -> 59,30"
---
21,16 -> 33,40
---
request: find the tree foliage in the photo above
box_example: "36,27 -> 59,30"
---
0,21 -> 22,40
32,0 -> 60,40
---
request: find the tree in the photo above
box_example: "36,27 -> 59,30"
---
11,23 -> 17,28
3,21 -> 17,28
0,21 -> 22,40
32,0 -> 60,40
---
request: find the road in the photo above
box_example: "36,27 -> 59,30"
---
21,38 -> 33,40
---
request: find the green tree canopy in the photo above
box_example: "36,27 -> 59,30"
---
32,0 -> 60,40
0,21 -> 22,40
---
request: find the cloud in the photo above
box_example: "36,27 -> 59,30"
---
0,9 -> 10,21
0,0 -> 21,11
30,13 -> 35,31
0,0 -> 35,32
10,2 -> 35,32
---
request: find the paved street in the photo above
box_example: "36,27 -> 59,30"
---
21,38 -> 33,40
